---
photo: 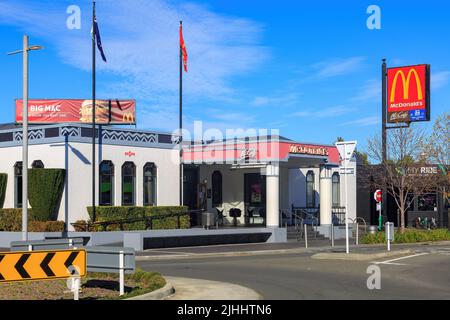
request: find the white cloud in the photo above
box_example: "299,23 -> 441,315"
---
341,116 -> 380,127
310,57 -> 366,79
0,0 -> 269,129
351,79 -> 381,101
431,71 -> 450,90
292,106 -> 354,118
250,92 -> 300,107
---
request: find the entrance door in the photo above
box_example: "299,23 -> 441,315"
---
183,166 -> 199,210
244,173 -> 266,226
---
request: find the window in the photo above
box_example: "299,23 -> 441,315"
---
212,171 -> 222,207
31,160 -> 44,168
332,172 -> 340,207
14,162 -> 22,208
306,170 -> 315,208
122,162 -> 136,206
143,163 -> 157,206
99,161 -> 114,206
418,193 -> 438,212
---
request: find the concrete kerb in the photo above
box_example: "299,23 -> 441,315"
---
125,280 -> 175,300
311,249 -> 413,261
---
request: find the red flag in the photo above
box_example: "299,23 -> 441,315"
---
180,24 -> 188,72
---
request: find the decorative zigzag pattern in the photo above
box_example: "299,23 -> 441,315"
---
14,130 -> 44,141
102,130 -> 157,143
60,127 -> 81,137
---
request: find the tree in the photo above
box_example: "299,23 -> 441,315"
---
426,112 -> 450,205
364,127 -> 435,233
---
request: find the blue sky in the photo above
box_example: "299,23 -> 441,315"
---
0,0 -> 449,149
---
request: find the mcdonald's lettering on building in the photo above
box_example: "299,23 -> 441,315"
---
387,64 -> 430,123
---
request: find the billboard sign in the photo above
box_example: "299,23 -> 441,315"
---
16,99 -> 136,124
387,64 -> 430,123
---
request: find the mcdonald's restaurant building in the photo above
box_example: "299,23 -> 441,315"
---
0,122 -> 360,237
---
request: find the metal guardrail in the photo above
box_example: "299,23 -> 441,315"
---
10,238 -> 86,252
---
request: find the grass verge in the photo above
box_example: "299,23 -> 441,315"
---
0,268 -> 165,300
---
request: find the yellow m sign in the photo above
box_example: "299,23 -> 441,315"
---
390,68 -> 423,103
123,113 -> 135,123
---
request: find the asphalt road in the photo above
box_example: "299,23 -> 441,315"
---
137,244 -> 450,300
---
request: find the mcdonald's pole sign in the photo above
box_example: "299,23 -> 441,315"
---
387,64 -> 430,123
0,249 -> 86,283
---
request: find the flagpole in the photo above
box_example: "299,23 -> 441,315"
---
179,21 -> 183,207
92,1 -> 97,222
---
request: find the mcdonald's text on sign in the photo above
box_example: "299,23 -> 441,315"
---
0,249 -> 86,283
387,64 -> 430,123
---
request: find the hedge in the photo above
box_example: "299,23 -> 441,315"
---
362,229 -> 450,244
0,208 -> 65,232
0,173 -> 6,209
85,206 -> 190,231
28,169 -> 65,221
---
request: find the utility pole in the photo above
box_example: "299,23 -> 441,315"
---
381,59 -> 387,222
7,36 -> 44,241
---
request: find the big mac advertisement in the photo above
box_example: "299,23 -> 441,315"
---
15,99 -> 136,124
387,64 -> 430,123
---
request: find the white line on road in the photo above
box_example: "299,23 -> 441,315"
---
374,252 -> 429,265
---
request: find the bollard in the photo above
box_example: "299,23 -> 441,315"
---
331,223 -> 334,247
304,224 -> 308,249
119,250 -> 125,296
356,223 -> 359,245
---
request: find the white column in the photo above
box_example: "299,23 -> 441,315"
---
266,163 -> 280,227
319,165 -> 332,226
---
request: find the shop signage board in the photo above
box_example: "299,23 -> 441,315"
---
16,99 -> 136,124
387,64 -> 430,123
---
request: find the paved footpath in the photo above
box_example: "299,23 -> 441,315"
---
164,277 -> 263,300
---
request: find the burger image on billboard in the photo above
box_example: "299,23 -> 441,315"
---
79,100 -> 110,123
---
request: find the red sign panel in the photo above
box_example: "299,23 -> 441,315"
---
387,64 -> 430,123
16,99 -> 136,124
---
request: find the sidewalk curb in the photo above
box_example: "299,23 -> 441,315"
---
311,249 -> 413,261
125,281 -> 175,300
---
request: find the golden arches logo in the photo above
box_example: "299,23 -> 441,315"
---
390,68 -> 423,103
123,113 -> 135,123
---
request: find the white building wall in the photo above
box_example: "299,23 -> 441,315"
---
0,142 -> 180,230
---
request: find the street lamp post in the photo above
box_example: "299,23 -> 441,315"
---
7,35 -> 43,241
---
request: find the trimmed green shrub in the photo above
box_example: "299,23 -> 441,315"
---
362,229 -> 450,244
0,173 -> 6,209
0,208 -> 64,232
86,206 -> 189,231
28,169 -> 65,221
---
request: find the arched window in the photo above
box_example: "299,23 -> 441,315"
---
332,172 -> 340,207
122,162 -> 136,206
99,161 -> 114,206
306,170 -> 315,208
31,160 -> 44,168
212,171 -> 223,207
14,162 -> 23,208
143,163 -> 157,206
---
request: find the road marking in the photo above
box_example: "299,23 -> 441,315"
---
374,252 -> 429,265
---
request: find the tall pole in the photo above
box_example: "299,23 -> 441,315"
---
344,143 -> 349,254
92,1 -> 97,221
179,21 -> 183,207
22,35 -> 29,241
381,59 -> 387,223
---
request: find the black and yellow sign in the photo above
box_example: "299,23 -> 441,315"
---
0,249 -> 86,283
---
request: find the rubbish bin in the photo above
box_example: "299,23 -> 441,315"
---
368,225 -> 378,235
202,211 -> 217,230
229,208 -> 242,227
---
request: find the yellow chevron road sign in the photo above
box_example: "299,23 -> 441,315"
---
0,249 -> 86,283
